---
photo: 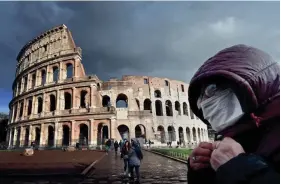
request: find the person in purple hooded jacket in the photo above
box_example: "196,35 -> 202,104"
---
187,44 -> 280,184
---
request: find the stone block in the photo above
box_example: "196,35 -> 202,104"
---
22,148 -> 34,156
63,146 -> 76,152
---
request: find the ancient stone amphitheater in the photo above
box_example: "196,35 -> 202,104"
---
7,24 -> 208,149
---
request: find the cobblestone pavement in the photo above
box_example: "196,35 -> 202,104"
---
0,150 -> 188,184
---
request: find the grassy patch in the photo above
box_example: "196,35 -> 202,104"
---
151,148 -> 193,160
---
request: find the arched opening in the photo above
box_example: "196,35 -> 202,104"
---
62,125 -> 70,146
24,76 -> 28,91
35,127 -> 40,146
80,90 -> 87,108
41,70 -> 46,85
157,126 -> 165,143
102,95 -> 111,107
97,124 -> 109,145
79,124 -> 88,146
117,125 -> 130,140
183,102 -> 188,116
19,102 -> 24,117
13,104 -> 18,121
50,95 -> 56,111
47,126 -> 54,147
175,101 -> 181,115
143,99 -> 152,112
155,100 -> 163,116
16,128 -> 21,147
116,93 -> 128,108
97,83 -> 101,90
192,127 -> 197,142
64,92 -> 72,110
24,127 -> 29,146
186,127 -> 191,142
165,80 -> 169,86
167,126 -> 176,142
190,107 -> 195,119
66,63 -> 73,78
27,99 -> 32,115
165,100 -> 173,116
135,99 -> 140,110
31,74 -> 36,88
198,128 -> 201,142
178,127 -> 184,144
154,90 -> 161,98
53,66 -> 59,82
37,97 -> 43,114
135,124 -> 146,146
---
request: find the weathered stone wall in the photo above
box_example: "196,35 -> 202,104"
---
7,25 -> 208,149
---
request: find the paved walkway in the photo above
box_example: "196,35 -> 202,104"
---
84,150 -> 188,184
1,150 -> 188,184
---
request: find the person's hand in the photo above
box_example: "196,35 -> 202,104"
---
189,142 -> 213,170
210,137 -> 245,171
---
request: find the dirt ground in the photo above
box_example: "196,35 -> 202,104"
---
0,150 -> 105,176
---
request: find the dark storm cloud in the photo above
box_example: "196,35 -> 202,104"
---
0,1 -> 279,92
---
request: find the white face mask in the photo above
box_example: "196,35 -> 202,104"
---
199,88 -> 244,132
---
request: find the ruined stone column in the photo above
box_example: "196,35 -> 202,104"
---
71,120 -> 76,146
54,122 -> 59,147
19,126 -> 24,147
72,87 -> 77,109
8,129 -> 12,148
46,65 -> 50,83
42,93 -> 46,115
28,125 -> 33,146
13,127 -> 17,147
90,85 -> 95,108
110,118 -> 116,140
59,61 -> 63,82
39,124 -> 44,147
56,90 -> 60,113
190,128 -> 194,143
88,119 -> 94,146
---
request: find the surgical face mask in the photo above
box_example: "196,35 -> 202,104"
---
198,88 -> 244,132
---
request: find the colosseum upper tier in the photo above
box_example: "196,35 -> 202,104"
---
7,24 -> 208,149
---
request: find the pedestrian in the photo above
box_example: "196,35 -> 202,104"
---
105,139 -> 111,155
114,140 -> 119,155
121,140 -> 130,176
128,138 -> 143,183
187,44 -> 279,184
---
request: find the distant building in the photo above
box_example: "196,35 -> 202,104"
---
7,25 -> 209,149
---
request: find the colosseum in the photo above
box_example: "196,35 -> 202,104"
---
6,24 -> 208,149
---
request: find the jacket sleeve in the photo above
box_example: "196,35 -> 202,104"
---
216,153 -> 280,184
187,158 -> 216,184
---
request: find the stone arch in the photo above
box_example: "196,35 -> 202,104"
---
167,126 -> 176,142
144,99 -> 152,111
186,127 -> 191,142
37,97 -> 43,113
19,101 -> 24,117
154,90 -> 161,98
35,127 -> 41,146
157,125 -> 165,143
117,125 -> 130,140
178,127 -> 184,144
47,125 -> 54,147
97,123 -> 109,145
116,93 -> 128,108
175,101 -> 181,115
198,128 -> 201,142
53,66 -> 59,82
102,95 -> 111,107
164,80 -> 169,86
50,94 -> 56,111
80,90 -> 88,108
24,127 -> 29,146
192,127 -> 197,142
41,70 -> 46,85
183,102 -> 188,116
135,124 -> 146,138
62,125 -> 70,146
79,123 -> 88,145
64,92 -> 72,109
155,100 -> 163,116
165,100 -> 173,116
27,99 -> 32,115
66,63 -> 73,78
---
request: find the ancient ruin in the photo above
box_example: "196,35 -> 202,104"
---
6,24 -> 208,149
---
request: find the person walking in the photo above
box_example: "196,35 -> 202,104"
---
187,44 -> 280,184
128,138 -> 143,183
105,139 -> 111,155
114,140 -> 119,155
121,140 -> 130,176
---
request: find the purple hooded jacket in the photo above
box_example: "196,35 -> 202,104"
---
187,45 -> 280,184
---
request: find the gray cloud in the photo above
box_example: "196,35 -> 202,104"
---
0,1 -> 279,92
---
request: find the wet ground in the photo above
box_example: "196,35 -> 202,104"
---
0,150 -> 188,184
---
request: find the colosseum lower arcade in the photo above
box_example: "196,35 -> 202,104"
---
7,24 -> 209,149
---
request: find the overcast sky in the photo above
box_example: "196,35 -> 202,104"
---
0,1 -> 279,113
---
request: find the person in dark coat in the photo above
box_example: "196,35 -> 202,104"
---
114,140 -> 119,154
105,139 -> 111,155
187,44 -> 280,184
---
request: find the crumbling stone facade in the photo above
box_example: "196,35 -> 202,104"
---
7,24 -> 208,149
